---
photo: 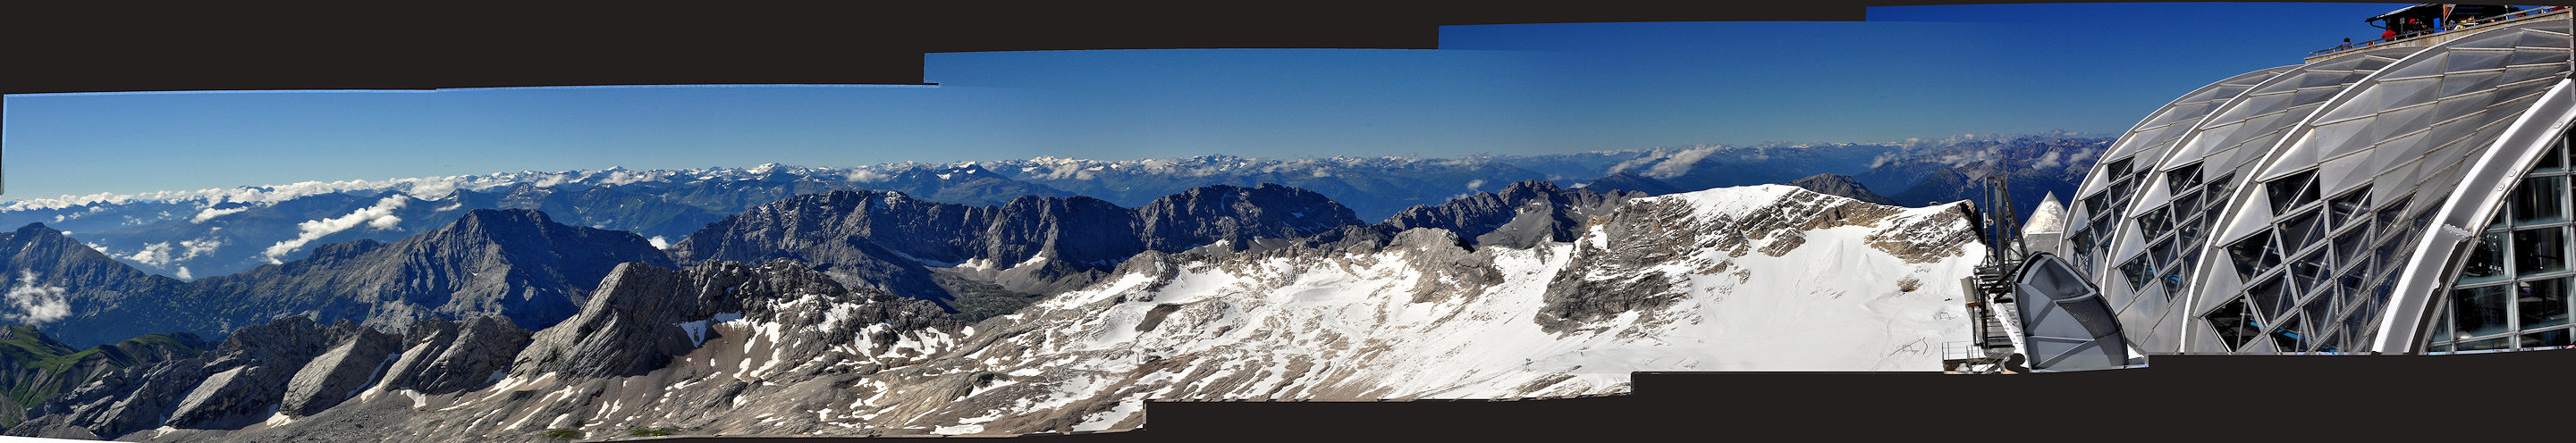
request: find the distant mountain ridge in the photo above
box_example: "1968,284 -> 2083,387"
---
4,133 -> 2106,282
0,209 -> 671,347
4,184 -> 1988,441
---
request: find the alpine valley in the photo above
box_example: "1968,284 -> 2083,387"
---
0,136 -> 2085,441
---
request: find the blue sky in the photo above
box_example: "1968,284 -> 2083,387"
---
3,3 -> 2429,200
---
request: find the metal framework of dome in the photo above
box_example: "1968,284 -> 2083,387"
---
2058,13 -> 2576,355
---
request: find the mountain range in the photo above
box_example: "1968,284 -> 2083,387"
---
0,134 -> 2089,439
2,183 -> 1984,440
0,134 -> 2099,283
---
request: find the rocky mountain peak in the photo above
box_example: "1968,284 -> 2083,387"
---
1787,173 -> 1897,205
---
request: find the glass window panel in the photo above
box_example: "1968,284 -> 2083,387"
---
2520,330 -> 2572,348
2207,174 -> 2234,201
2109,157 -> 2135,179
2301,292 -> 2337,330
2510,176 -> 2568,225
2291,250 -> 2330,295
2433,343 -> 2454,353
2111,177 -> 2136,205
2453,285 -> 2513,339
2336,270 -> 2369,305
2268,170 -> 2320,213
2333,228 -> 2371,271
2281,209 -> 2327,251
2141,206 -> 2173,240
2149,238 -> 2177,269
2459,337 -> 2512,351
2519,277 -> 2571,330
2460,231 -> 2511,285
2250,275 -> 2294,321
2177,189 -> 2206,216
2373,200 -> 2410,238
2313,330 -> 2341,354
2174,241 -> 2203,288
2374,231 -> 2415,274
2229,230 -> 2277,281
2166,163 -> 2204,192
2082,192 -> 2108,215
2433,302 -> 2455,342
2327,186 -> 2370,228
2268,314 -> 2308,352
2536,141 -> 2567,172
2512,227 -> 2566,275
2121,256 -> 2153,291
2162,273 -> 2188,300
2490,204 -> 2511,230
2208,297 -> 2259,351
2343,297 -> 2379,347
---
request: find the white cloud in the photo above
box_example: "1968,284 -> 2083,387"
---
649,236 -> 671,250
180,238 -> 224,260
124,243 -> 176,267
2031,150 -> 2066,170
1606,145 -> 1730,180
174,267 -> 194,280
4,270 -> 72,327
264,196 -> 410,262
1465,180 -> 1486,192
190,206 -> 251,223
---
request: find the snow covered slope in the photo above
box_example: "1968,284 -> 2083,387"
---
37,185 -> 1983,441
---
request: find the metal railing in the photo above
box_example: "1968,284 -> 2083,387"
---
2310,5 -> 2572,57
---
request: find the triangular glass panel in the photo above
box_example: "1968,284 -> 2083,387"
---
2268,314 -> 2308,352
2378,53 -> 2449,79
2365,104 -> 2436,145
2515,29 -> 2571,51
2432,90 -> 2498,124
2232,93 -> 2292,119
2206,297 -> 2259,351
2291,87 -> 2341,106
2241,113 -> 2293,145
2438,70 -> 2505,97
2376,77 -> 2445,110
2425,119 -> 2481,150
2317,149 -> 2373,197
2297,71 -> 2349,88
2304,117 -> 2374,161
2494,79 -> 2554,102
2459,29 -> 2527,50
2249,274 -> 2294,320
2370,132 -> 2431,173
2148,102 -> 2215,128
2506,47 -> 2570,67
2446,48 -> 2514,72
2315,89 -> 2382,122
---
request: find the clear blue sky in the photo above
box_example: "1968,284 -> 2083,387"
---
2,3 -> 2431,200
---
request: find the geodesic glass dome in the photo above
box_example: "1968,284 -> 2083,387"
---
2063,14 -> 2576,355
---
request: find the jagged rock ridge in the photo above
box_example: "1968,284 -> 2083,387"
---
6,184 -> 1987,441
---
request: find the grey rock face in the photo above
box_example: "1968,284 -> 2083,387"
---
1533,187 -> 1975,333
512,260 -> 950,380
135,209 -> 674,345
1583,171 -> 1686,196
6,357 -> 208,439
1382,180 -> 1634,248
0,223 -> 192,347
376,316 -> 532,396
671,184 -> 1366,305
165,316 -> 333,430
1787,173 -> 1898,205
280,326 -> 401,416
1134,183 -> 1363,252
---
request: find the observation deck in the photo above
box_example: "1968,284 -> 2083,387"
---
2307,5 -> 2572,63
